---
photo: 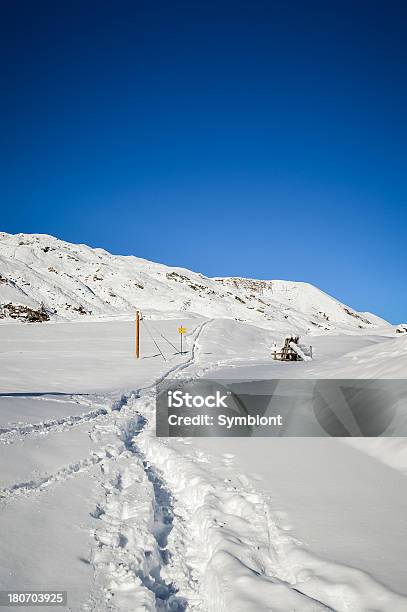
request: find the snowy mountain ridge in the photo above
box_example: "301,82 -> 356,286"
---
0,232 -> 389,332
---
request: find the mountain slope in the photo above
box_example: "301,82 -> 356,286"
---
0,232 -> 389,332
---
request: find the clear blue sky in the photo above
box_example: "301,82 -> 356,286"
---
1,1 -> 406,322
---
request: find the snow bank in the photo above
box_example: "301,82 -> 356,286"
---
344,437 -> 407,475
137,424 -> 407,612
317,335 -> 407,378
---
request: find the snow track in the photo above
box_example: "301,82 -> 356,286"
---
137,422 -> 331,612
137,417 -> 407,612
88,414 -> 188,611
85,319 -> 336,611
0,395 -> 125,444
86,320 -> 212,610
0,444 -> 120,504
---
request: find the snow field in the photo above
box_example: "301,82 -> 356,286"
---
0,316 -> 406,611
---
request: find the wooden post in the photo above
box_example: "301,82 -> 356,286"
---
135,310 -> 140,359
310,345 -> 313,359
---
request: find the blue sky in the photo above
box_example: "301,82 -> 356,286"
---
1,1 -> 406,322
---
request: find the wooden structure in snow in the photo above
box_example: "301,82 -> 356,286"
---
272,336 -> 312,362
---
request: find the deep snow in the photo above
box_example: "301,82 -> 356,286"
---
0,316 -> 406,611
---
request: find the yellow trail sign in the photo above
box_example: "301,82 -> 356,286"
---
178,326 -> 186,334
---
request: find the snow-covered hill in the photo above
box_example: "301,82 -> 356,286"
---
0,232 -> 389,332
